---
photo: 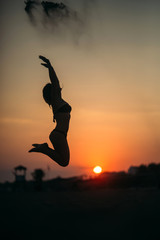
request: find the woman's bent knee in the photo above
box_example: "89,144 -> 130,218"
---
61,158 -> 69,167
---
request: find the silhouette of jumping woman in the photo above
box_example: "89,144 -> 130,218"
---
29,56 -> 72,167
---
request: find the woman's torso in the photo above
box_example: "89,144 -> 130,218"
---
52,101 -> 72,134
54,112 -> 71,133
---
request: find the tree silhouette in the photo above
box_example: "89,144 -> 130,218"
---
148,163 -> 160,173
137,164 -> 147,174
31,169 -> 45,191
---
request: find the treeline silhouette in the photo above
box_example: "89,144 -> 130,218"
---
1,163 -> 160,192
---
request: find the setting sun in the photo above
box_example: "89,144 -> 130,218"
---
93,166 -> 102,174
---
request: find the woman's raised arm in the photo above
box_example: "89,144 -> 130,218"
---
39,55 -> 60,89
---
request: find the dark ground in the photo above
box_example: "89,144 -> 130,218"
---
0,188 -> 160,240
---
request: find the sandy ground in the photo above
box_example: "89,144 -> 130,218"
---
0,188 -> 160,240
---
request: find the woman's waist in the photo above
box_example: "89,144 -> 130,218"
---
54,123 -> 70,134
55,114 -> 70,129
54,112 -> 71,120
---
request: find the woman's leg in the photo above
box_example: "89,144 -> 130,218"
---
29,131 -> 69,167
49,130 -> 70,167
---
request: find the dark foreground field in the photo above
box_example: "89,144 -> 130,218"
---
0,188 -> 160,240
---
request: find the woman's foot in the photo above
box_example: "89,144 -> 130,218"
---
28,143 -> 49,153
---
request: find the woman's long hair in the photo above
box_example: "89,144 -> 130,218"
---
43,83 -> 52,106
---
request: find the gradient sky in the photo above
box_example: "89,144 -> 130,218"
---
0,0 -> 160,182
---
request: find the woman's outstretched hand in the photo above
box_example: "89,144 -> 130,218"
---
39,55 -> 59,84
39,55 -> 52,68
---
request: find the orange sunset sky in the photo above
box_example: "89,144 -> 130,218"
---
0,0 -> 160,182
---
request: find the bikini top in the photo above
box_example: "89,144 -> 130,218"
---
55,103 -> 72,114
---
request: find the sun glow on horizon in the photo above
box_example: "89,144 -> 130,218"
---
93,166 -> 102,174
